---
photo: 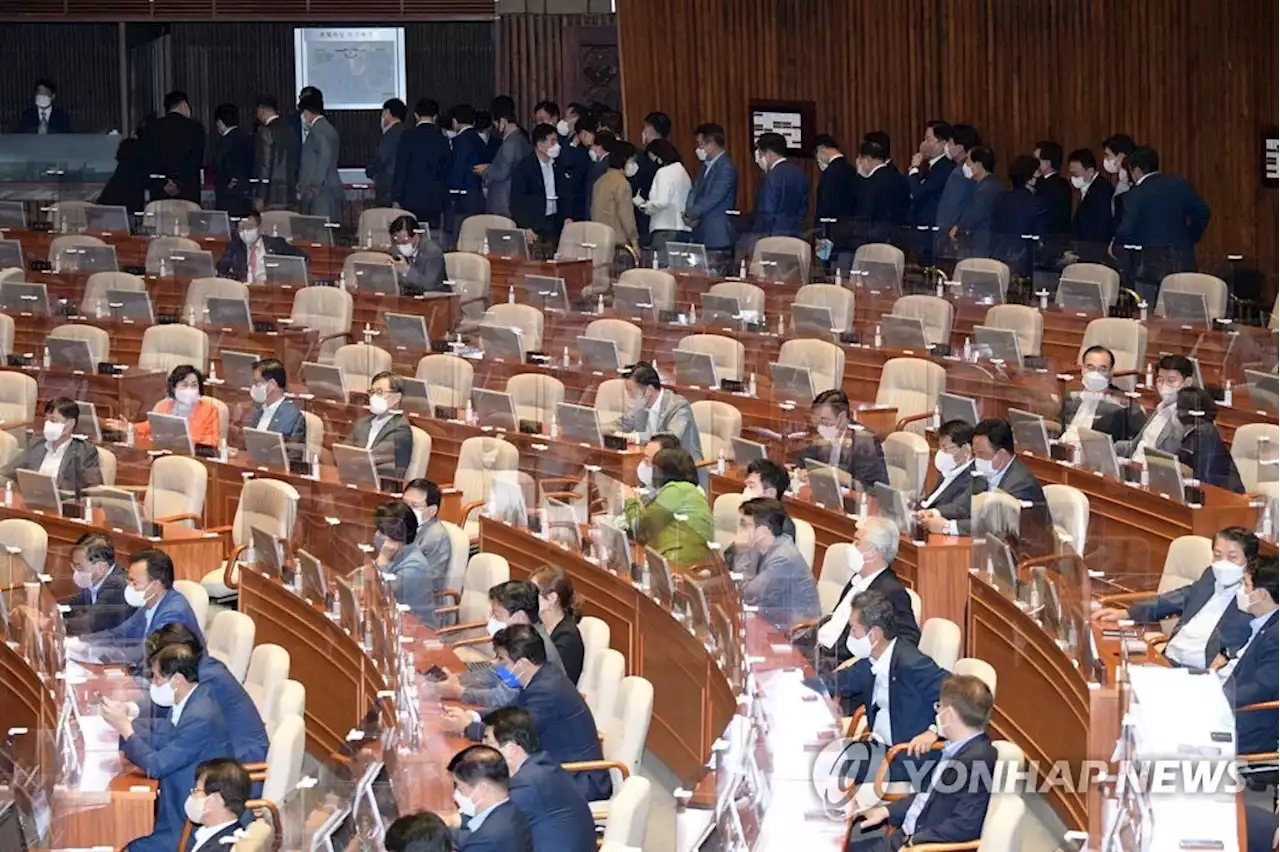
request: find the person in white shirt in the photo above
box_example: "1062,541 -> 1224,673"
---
184,758 -> 252,852
0,396 -> 102,496
1117,354 -> 1196,462
346,372 -> 413,480
637,138 -> 692,256
1057,345 -> 1144,450
916,419 -> 977,534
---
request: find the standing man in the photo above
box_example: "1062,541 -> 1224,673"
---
141,91 -> 204,204
296,90 -> 343,223
1065,148 -> 1114,264
393,98 -> 450,232
366,98 -> 407,208
17,78 -> 71,134
751,132 -> 808,239
813,135 -> 858,271
684,123 -> 738,273
852,138 -> 910,247
934,123 -> 980,260
212,103 -> 253,219
1113,145 -> 1211,297
908,120 -> 955,264
445,103 -> 486,246
481,100 -> 532,218
953,146 -> 1001,258
631,111 -> 671,246
510,124 -> 574,249
1032,139 -> 1072,239
252,95 -> 294,210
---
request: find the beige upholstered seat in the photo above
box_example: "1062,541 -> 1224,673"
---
982,304 -> 1043,357
1231,423 -> 1280,493
444,252 -> 492,328
201,477 -> 300,599
599,775 -> 652,847
0,371 -> 39,424
483,302 -> 543,353
172,580 -> 210,631
875,357 -> 946,433
919,617 -> 962,670
144,199 -> 200,236
0,432 -> 17,473
1043,483 -> 1089,555
48,323 -> 110,367
792,517 -> 816,570
0,268 -> 19,284
302,411 -> 323,462
332,343 -> 393,394
883,431 -> 930,495
816,542 -> 854,614
892,295 -> 954,346
713,492 -> 746,550
49,201 -> 93,233
691,400 -> 741,461
0,518 -> 48,577
594,378 -> 629,427
1059,262 -> 1120,307
853,242 -> 905,280
583,645 -> 623,728
244,644 -> 291,718
138,325 -> 209,373
261,713 -> 306,805
290,286 -> 353,363
1079,318 -> 1147,391
577,616 -> 611,694
143,455 -> 208,526
454,436 -> 520,537
581,677 -> 654,823
93,445 -> 117,487
205,389 -> 230,441
794,284 -> 854,332
442,553 -> 509,634
146,236 -> 202,275
433,525 -> 470,622
1156,272 -> 1229,320
207,610 -> 256,681
707,280 -> 766,315
952,657 -> 998,698
80,271 -> 146,317
617,268 -> 676,312
356,208 -> 402,250
258,210 -> 294,239
405,426 -> 431,482
48,234 -> 106,264
777,338 -> 845,393
677,333 -> 744,381
341,250 -> 395,289
0,314 -> 10,359
416,354 -> 474,410
506,373 -> 565,425
558,220 -> 617,296
264,680 -> 305,739
183,277 -> 250,322
584,319 -> 643,366
457,214 -> 516,254
954,257 -> 1011,301
750,236 -> 811,281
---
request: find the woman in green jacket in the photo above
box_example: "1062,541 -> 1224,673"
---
622,447 -> 715,571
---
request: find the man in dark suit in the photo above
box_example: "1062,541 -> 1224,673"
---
1065,148 -> 1115,264
630,111 -> 671,246
1218,555 -> 1278,760
252,95 -> 294,210
916,419 -> 977,535
17,78 -> 72,134
795,390 -> 890,491
296,91 -> 343,223
813,135 -> 858,269
510,123 -> 575,247
953,146 -> 1002,258
445,103 -> 487,245
346,372 -> 413,480
446,746 -> 534,852
1174,387 -> 1245,493
246,357 -> 306,460
393,98 -> 450,231
216,209 -> 308,283
482,707 -> 596,852
140,91 -> 205,204
685,122 -> 739,272
389,213 -> 448,294
970,418 -> 1050,537
933,123 -> 980,259
0,396 -> 102,498
1056,344 -> 1145,450
853,139 -> 910,247
385,813 -> 454,852
849,674 -> 999,851
366,98 -> 407,208
752,131 -> 808,238
992,154 -> 1047,277
100,644 -> 233,852
1095,526 -> 1257,667
212,103 -> 254,219
1113,145 -> 1211,299
1032,140 -> 1072,238
182,759 -> 253,852
65,535 -> 135,636
908,121 -> 956,252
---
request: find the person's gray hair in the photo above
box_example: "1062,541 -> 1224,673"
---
860,516 -> 900,564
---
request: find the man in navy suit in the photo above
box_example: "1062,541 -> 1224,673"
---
907,120 -> 955,262
1175,388 -> 1245,493
16,78 -> 72,134
510,124 -> 575,247
933,123 -> 980,260
1217,555 -> 1278,760
1065,148 -> 1115,264
992,154 -> 1047,277
216,209 -> 308,283
182,759 -> 253,852
1096,526 -> 1258,667
1032,140 -> 1072,238
482,707 -> 595,852
685,123 -> 739,272
101,644 -> 234,852
78,549 -> 204,671
813,135 -> 858,270
392,98 -> 450,232
953,146 -> 1002,258
65,535 -> 135,635
212,103 -> 254,219
246,357 -> 306,459
969,419 -> 1051,540
446,624 -> 611,803
849,674 -> 999,851
751,131 -> 808,239
853,139 -> 910,248
446,745 -> 534,852
916,420 -> 977,535
445,103 -> 487,246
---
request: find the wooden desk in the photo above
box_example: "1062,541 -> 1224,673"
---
486,257 -> 594,303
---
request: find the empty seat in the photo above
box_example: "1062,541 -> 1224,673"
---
290,286 -> 353,363
207,610 -> 256,681
356,208 -> 402,250
332,343 -> 393,395
1059,262 -> 1120,307
49,201 -> 93,233
417,354 -> 474,411
707,280 -> 766,316
144,199 -> 201,235
558,220 -> 616,296
777,338 -> 845,394
617,268 -> 676,312
1043,483 -> 1089,555
751,235 -> 811,281
138,325 -> 210,373
81,270 -> 146,317
201,477 -> 300,600
1156,272 -> 1229,320
677,333 -> 744,381
483,302 -> 543,353
0,314 -> 11,358
453,436 -> 520,538
146,236 -> 202,275
853,242 -> 905,282
875,357 -> 947,433
795,284 -> 854,332
48,234 -> 106,265
341,250 -> 395,288
505,373 -> 565,425
1230,423 -> 1280,493
713,492 -> 746,550
691,399 -> 741,461
584,318 -> 643,366
883,430 -> 930,495
892,294 -> 954,346
172,580 -> 211,631
143,455 -> 208,526
183,277 -> 250,322
47,323 -> 110,367
983,304 -> 1043,357
243,644 -> 291,718
444,252 -> 492,327
953,257 -> 1011,301
919,617 -> 961,670
457,214 -> 516,254
594,378 -> 629,428
0,372 -> 39,424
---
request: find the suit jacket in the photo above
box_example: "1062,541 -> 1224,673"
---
140,112 -> 206,203
1034,172 -> 1073,236
910,155 -> 956,228
612,390 -> 703,461
591,169 -> 639,247
1127,567 -> 1253,660
933,165 -> 974,233
795,426 -> 890,492
992,186 -> 1048,276
854,164 -> 910,245
254,115 -> 295,208
1116,403 -> 1181,459
919,464 -> 975,523
65,564 -> 135,636
187,823 -> 240,852
137,655 -> 269,767
741,535 -> 822,633
297,116 -> 343,221
815,156 -> 858,249
510,152 -> 576,240
0,436 -> 102,497
507,750 -> 596,852
447,128 -> 487,216
1058,389 -> 1145,445
1114,173 -> 1211,269
365,122 -> 405,207
86,587 -> 205,670
886,732 -> 999,846
213,127 -> 254,217
560,143 -> 593,223
458,800 -> 534,852
955,174 -> 1003,257
393,121 -> 451,222
347,412 -> 413,480
685,153 -> 739,250
753,160 -> 809,238
1071,177 -> 1116,258
215,235 -> 307,282
247,397 -> 307,460
18,104 -> 72,134
827,637 -> 947,742
486,129 -> 533,217
98,136 -> 148,213
1223,611 -> 1279,756
121,685 -> 234,852
396,237 -> 449,294
1180,421 -> 1245,493
968,456 -> 1052,540
825,566 -> 922,662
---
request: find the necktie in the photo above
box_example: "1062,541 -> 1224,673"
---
248,243 -> 257,283
38,110 -> 48,135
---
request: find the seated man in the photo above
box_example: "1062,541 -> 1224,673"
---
610,362 -> 703,463
443,625 -> 611,803
795,390 -> 889,492
77,549 -> 204,671
0,396 -> 102,497
216,208 -> 308,283
100,644 -> 234,852
1117,354 -> 1196,461
1056,345 -> 1144,450
1175,387 -> 1245,493
446,745 -> 534,852
346,371 -> 413,481
185,758 -> 252,851
915,419 -> 977,534
722,458 -> 797,565
970,418 -> 1050,538
738,497 -> 821,632
1095,526 -> 1257,668
848,674 -> 998,851
403,477 -> 452,566
246,357 -> 306,460
64,534 -> 135,635
482,707 -> 595,852
385,812 -> 454,852
372,499 -> 444,628
389,213 -> 448,294
1216,555 -> 1278,762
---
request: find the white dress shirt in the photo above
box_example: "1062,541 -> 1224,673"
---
365,414 -> 393,449
817,565 -> 888,648
870,639 -> 898,744
255,397 -> 284,431
171,683 -> 199,725
1078,174 -> 1097,199
1061,391 -> 1104,447
908,152 -> 947,176
245,237 -> 267,284
1164,583 -> 1238,668
645,389 -> 664,436
191,819 -> 237,851
538,156 -> 558,216
38,107 -> 51,134
39,438 -> 70,477
644,163 -> 693,232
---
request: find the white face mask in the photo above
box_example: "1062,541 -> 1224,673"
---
547,143 -> 562,160
1102,156 -> 1119,174
587,148 -> 600,163
1070,175 -> 1087,190
845,630 -> 872,659
453,790 -> 476,817
961,163 -> 975,179
1211,560 -> 1245,588
934,450 -> 958,476
1236,586 -> 1256,613
817,156 -> 829,172
124,582 -> 150,609
250,384 -> 269,404
974,457 -> 998,478
412,506 -> 430,525
239,228 -> 259,245
817,424 -> 841,442
395,242 -> 417,258
1157,385 -> 1180,405
857,166 -> 872,178
369,395 -> 391,416
695,147 -> 709,162
755,151 -> 768,172
72,568 -> 95,589
486,616 -> 506,637
35,94 -> 52,109
934,706 -> 949,739
43,420 -> 65,444
624,161 -> 639,178
149,677 -> 177,707
636,460 -> 654,488
1082,371 -> 1109,393
184,793 -> 208,825
174,386 -> 200,407
555,119 -> 570,137
445,129 -> 457,140
846,545 -> 865,575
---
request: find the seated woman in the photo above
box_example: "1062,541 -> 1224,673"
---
1175,387 -> 1244,493
622,447 -> 714,571
531,565 -> 585,684
106,364 -> 221,448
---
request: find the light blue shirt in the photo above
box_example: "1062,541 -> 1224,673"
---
902,730 -> 984,836
538,156 -> 557,216
984,458 -> 1012,492
466,797 -> 510,833
143,598 -> 159,634
88,565 -> 114,605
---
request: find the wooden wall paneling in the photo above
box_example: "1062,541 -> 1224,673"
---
0,23 -> 121,133
497,14 -> 616,119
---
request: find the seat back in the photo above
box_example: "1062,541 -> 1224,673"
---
444,252 -> 492,322
1159,535 -> 1213,595
817,543 -> 855,615
302,411 -> 324,462
258,210 -> 293,239
952,657 -> 998,700
977,788 -> 1026,852
244,643 -> 291,718
778,338 -> 845,394
708,280 -> 765,314
1043,484 -> 1089,555
594,378 -> 630,427
145,455 -> 208,525
1156,272 -> 1228,320
601,676 -> 654,787
558,220 -> 616,293
49,233 -> 107,265
892,295 -> 954,345
589,647 -> 626,729
207,610 -> 256,681
144,199 -> 201,235
712,492 -> 745,549
439,523 -> 470,600
484,302 -> 543,353
355,208 -> 401,250
506,373 -> 566,424
883,431 -> 929,495
0,371 -> 37,424
203,395 -> 230,444
1230,422 -> 1280,492
792,517 -> 816,571
983,304 -> 1043,357
290,286 -> 353,338
751,236 -> 812,281
584,319 -> 644,367
332,343 -> 393,395
853,242 -> 906,280
953,257 -> 1011,300
457,553 -> 509,625
1080,318 -> 1147,391
146,236 -> 202,275
264,679 -> 306,739
406,426 -> 431,482
875,357 -> 947,427
577,616 -> 611,692
234,478 -> 300,547
457,214 -> 516,254
0,432 -> 17,474
49,201 -> 93,233
906,587 -> 922,624
341,251 -> 395,288
81,270 -> 145,316
919,617 -> 961,671
677,333 -> 744,381
417,354 -> 475,411
183,276 -> 250,321
0,313 -> 11,358
0,519 -> 47,576
454,437 -> 520,505
48,323 -> 111,366
172,580 -> 211,631
795,284 -> 854,332
262,713 -> 306,804
691,400 -> 741,461
97,445 -> 118,487
618,268 -> 676,311
138,324 -> 210,373
601,775 -> 652,847
1059,262 -> 1120,307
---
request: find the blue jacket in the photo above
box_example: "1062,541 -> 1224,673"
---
1223,612 -> 1278,756
824,637 -> 947,744
447,128 -> 488,216
1114,172 -> 1210,268
458,799 -> 533,852
560,143 -> 593,222
392,121 -> 451,222
88,588 -> 204,671
122,685 -> 234,852
507,751 -> 596,852
248,397 -> 307,460
685,153 -> 739,250
993,186 -> 1048,276
1127,567 -> 1253,663
1180,421 -> 1245,494
910,155 -> 956,228
886,732 -> 998,846
934,166 -> 974,233
955,174 -> 1003,257
137,656 -> 269,766
753,159 -> 808,238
